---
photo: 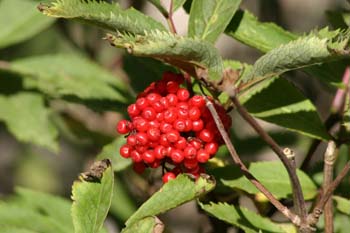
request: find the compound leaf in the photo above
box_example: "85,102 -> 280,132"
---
200,202 -> 286,233
39,0 -> 166,34
0,93 -> 58,152
124,174 -> 215,227
188,0 -> 241,43
0,0 -> 54,49
221,161 -> 317,200
71,160 -> 114,233
107,31 -> 223,81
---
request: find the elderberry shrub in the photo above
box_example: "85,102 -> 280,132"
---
116,72 -> 231,183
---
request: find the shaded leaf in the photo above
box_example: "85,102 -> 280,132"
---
71,159 -> 114,233
200,202 -> 285,233
124,174 -> 215,227
122,216 -> 164,233
333,195 -> 350,215
0,0 -> 54,48
0,93 -> 58,152
97,137 -> 132,172
39,0 -> 166,34
224,60 -> 330,140
107,31 -> 223,81
221,161 -> 317,200
1,54 -> 130,107
188,0 -> 241,43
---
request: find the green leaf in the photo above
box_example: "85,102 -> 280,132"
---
0,0 -> 55,48
241,30 -> 350,86
333,195 -> 350,215
124,174 -> 215,227
122,217 -> 164,233
148,0 -> 186,16
200,202 -> 286,233
39,0 -> 166,34
71,159 -> 114,233
96,137 -> 132,172
224,61 -> 330,140
2,54 -> 130,108
107,31 -> 223,81
0,227 -> 38,233
188,0 -> 241,43
221,161 -> 317,200
0,93 -> 58,152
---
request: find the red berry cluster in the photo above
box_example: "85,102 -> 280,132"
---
116,72 -> 231,183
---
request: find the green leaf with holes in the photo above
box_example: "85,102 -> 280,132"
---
39,0 -> 166,34
71,160 -> 114,233
0,93 -> 58,152
188,0 -> 241,43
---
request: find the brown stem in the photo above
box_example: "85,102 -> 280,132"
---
203,96 -> 301,227
230,96 -> 308,225
308,161 -> 350,226
323,141 -> 337,233
167,0 -> 177,34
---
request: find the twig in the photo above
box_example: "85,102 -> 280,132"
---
308,161 -> 350,226
230,95 -> 308,225
203,96 -> 302,227
323,141 -> 337,233
167,0 -> 177,34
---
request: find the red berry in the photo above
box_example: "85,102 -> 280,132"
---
142,150 -> 155,163
151,101 -> 164,112
127,104 -> 140,117
188,107 -> 201,121
177,88 -> 190,101
171,149 -> 184,163
142,107 -> 156,121
205,142 -> 219,155
136,145 -> 147,153
159,134 -> 170,147
127,135 -> 137,146
147,127 -> 160,141
154,145 -> 166,159
184,119 -> 193,131
146,93 -> 161,104
177,107 -> 188,119
160,122 -> 172,133
184,145 -> 197,159
166,81 -> 179,93
135,132 -> 148,145
175,137 -> 187,149
184,158 -> 198,170
173,119 -> 186,132
164,108 -> 177,123
192,119 -> 204,131
197,149 -> 210,163
162,172 -> 176,183
199,129 -> 214,142
177,102 -> 189,110
148,120 -> 160,128
133,162 -> 145,174
156,112 -> 164,122
116,120 -> 131,134
189,95 -> 205,108
120,145 -> 132,158
166,94 -> 178,106
131,150 -> 142,162
159,97 -> 169,108
166,130 -> 180,143
190,138 -> 202,150
134,117 -> 149,132
136,97 -> 149,110
149,159 -> 161,168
